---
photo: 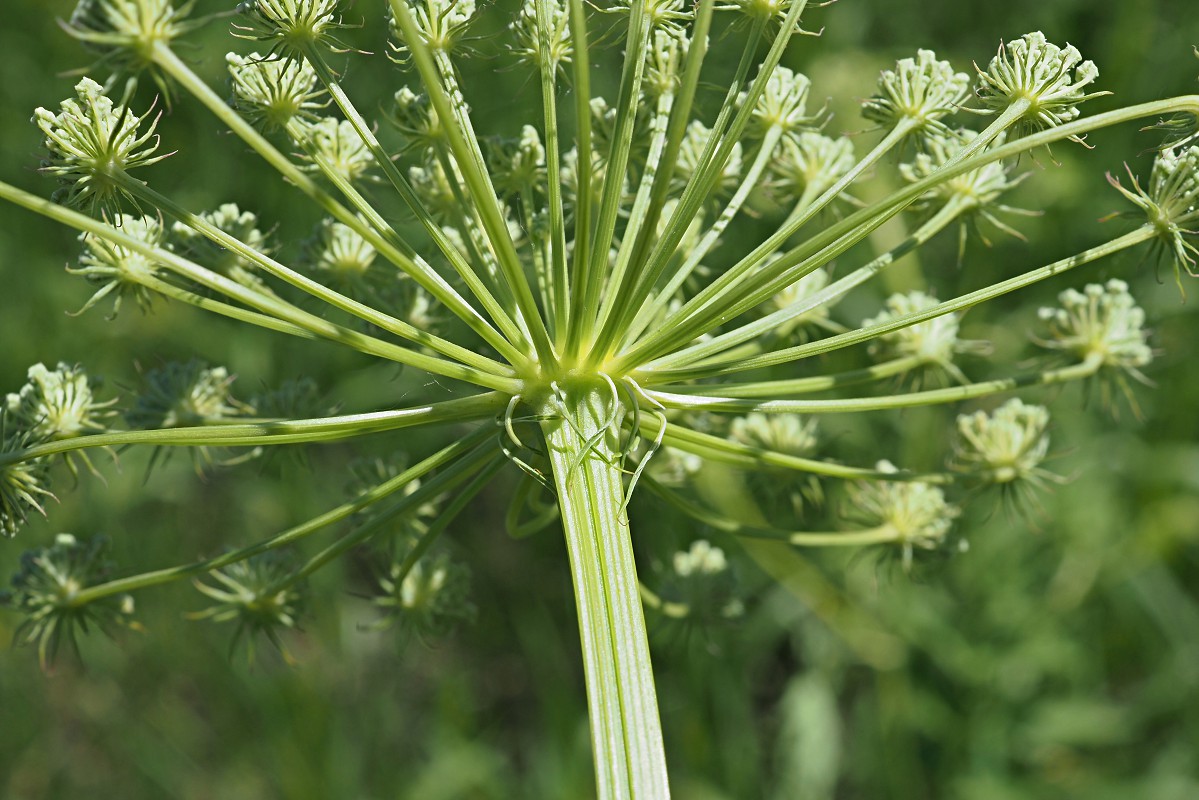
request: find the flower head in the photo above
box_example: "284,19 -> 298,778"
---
191,550 -> 306,662
863,291 -> 979,379
389,0 -> 478,57
766,132 -> 856,205
1110,146 -> 1199,289
390,87 -> 442,150
862,49 -> 971,142
509,0 -> 571,69
227,52 -> 326,131
5,363 -> 113,443
126,360 -> 250,429
0,416 -> 54,539
304,218 -> 381,292
235,0 -> 349,54
654,539 -> 744,622
65,0 -> 204,77
975,31 -> 1105,137
69,214 -> 166,317
730,412 -> 819,458
847,462 -> 959,569
748,66 -> 815,137
953,399 -> 1052,485
35,78 -> 169,213
172,203 -> 274,292
295,117 -> 376,185
371,545 -> 475,637
0,533 -> 136,667
1037,279 -> 1152,373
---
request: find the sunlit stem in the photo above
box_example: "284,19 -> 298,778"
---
114,172 -> 516,378
593,89 -> 676,341
542,381 -> 669,798
645,418 -> 953,483
388,0 -> 558,370
269,448 -> 503,594
149,42 -> 513,357
615,119 -> 917,370
642,227 -> 1155,381
574,0 -> 651,361
0,179 -> 521,393
676,356 -> 926,398
0,393 -> 505,467
653,197 -> 967,370
298,45 -> 535,366
534,0 -> 571,342
65,427 -> 496,606
646,355 -> 1105,414
564,0 -> 594,353
631,124 -> 788,339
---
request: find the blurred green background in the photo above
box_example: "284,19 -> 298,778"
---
1,1 -> 1198,798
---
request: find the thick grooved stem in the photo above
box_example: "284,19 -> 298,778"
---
542,384 -> 669,800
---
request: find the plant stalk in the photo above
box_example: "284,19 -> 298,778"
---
541,382 -> 669,799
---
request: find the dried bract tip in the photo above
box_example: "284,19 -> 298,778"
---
35,78 -> 169,213
227,52 -> 326,131
70,214 -> 166,317
862,49 -> 970,141
235,0 -> 348,54
975,31 -> 1105,136
953,399 -> 1051,485
847,462 -> 959,569
0,533 -> 136,667
1037,279 -> 1152,373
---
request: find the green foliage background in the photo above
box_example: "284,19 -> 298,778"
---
1,1 -> 1197,798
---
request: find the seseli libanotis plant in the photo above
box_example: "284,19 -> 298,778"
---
1,0 -> 1198,795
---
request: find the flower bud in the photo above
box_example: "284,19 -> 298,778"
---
1037,279 -> 1152,373
227,52 -> 326,131
126,360 -> 250,429
766,131 -> 855,205
0,416 -> 54,538
847,461 -> 959,568
172,203 -> 274,292
862,50 -> 970,141
5,363 -> 112,443
748,66 -> 814,137
1110,146 -> 1199,287
35,78 -> 169,213
730,412 -> 819,458
294,117 -> 376,185
66,0 -> 202,75
70,214 -> 166,317
389,0 -> 477,58
191,549 -> 306,662
509,0 -> 571,68
0,533 -> 136,666
304,218 -> 380,290
862,291 -> 978,376
953,399 -> 1051,485
975,31 -> 1104,136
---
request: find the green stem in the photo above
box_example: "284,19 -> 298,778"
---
649,198 -> 966,370
533,0 -> 570,342
645,356 -> 1103,414
646,418 -> 953,483
0,179 -> 520,393
67,428 -> 495,606
150,42 -> 514,361
388,0 -> 558,369
0,393 -> 504,465
564,0 -> 594,353
298,45 -> 534,366
641,228 -> 1154,381
676,356 -> 925,398
542,382 -> 669,799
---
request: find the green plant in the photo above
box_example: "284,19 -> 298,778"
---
1,0 -> 1197,796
